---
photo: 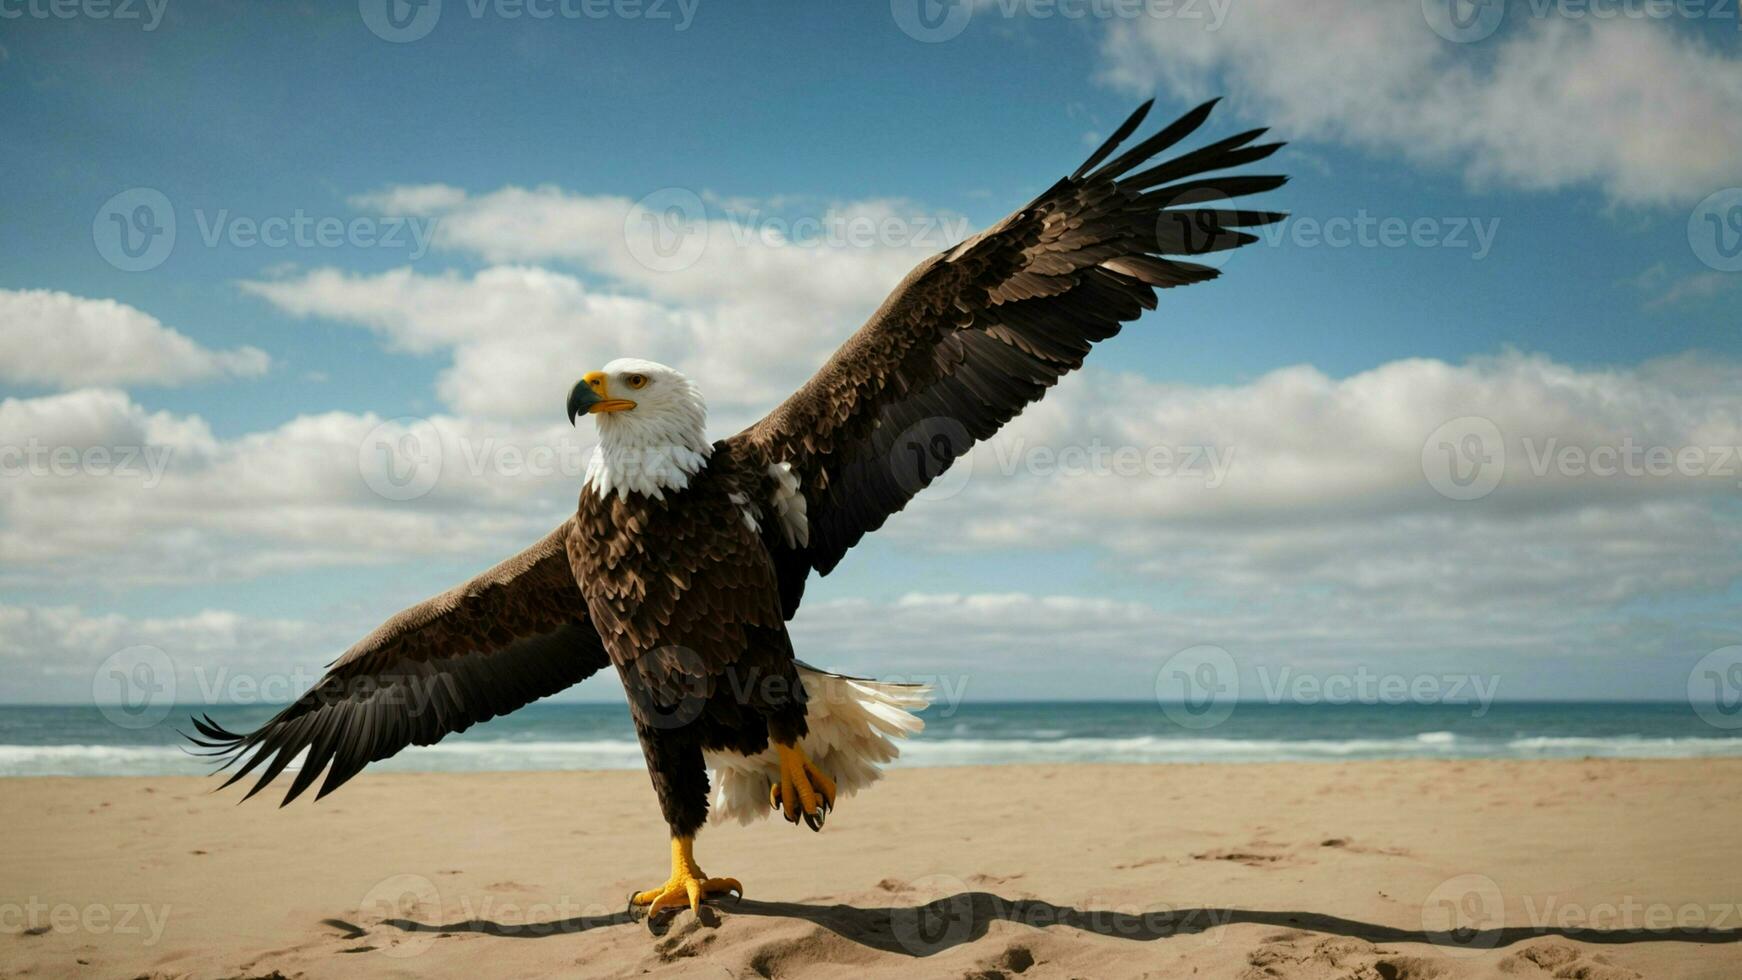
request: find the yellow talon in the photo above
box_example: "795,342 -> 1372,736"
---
628,836 -> 741,922
771,741 -> 836,831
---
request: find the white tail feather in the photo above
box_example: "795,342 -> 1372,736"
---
704,663 -> 930,825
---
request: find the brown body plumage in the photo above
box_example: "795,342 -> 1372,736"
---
568,445 -> 807,837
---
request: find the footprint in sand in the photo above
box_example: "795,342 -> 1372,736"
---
741,929 -> 870,978
1499,941 -> 1642,980
1192,846 -> 1293,867
1240,934 -> 1646,980
1241,933 -> 1449,980
1319,837 -> 1414,859
652,919 -> 717,963
960,942 -> 1038,979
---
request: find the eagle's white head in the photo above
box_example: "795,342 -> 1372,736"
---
567,358 -> 711,499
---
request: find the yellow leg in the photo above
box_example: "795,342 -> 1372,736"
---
628,835 -> 741,920
768,741 -> 838,831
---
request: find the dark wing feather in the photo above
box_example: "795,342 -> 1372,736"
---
184,519 -> 609,804
728,99 -> 1285,613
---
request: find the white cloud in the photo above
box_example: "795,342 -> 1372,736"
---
1099,8 -> 1742,207
244,186 -> 965,420
961,350 -> 1742,526
848,352 -> 1742,665
0,386 -> 217,458
243,265 -> 705,421
1644,271 -> 1740,310
348,182 -> 469,215
0,603 -> 331,703
0,288 -> 269,389
0,387 -> 594,585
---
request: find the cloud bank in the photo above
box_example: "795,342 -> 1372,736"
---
0,289 -> 269,389
1099,8 -> 1742,207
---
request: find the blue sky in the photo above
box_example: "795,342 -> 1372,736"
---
2,1 -> 1741,705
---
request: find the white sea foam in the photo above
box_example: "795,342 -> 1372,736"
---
5,731 -> 1739,777
895,735 -> 1471,764
1505,735 -> 1742,758
0,740 -> 651,777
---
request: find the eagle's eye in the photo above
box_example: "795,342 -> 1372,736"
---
624,374 -> 649,390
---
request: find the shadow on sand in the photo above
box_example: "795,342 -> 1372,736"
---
369,892 -> 1742,956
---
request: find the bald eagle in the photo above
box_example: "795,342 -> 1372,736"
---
187,98 -> 1284,921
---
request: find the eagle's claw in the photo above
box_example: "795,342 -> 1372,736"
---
630,873 -> 742,924
771,742 -> 837,831
629,836 -> 740,926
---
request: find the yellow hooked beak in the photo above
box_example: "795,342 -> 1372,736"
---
567,371 -> 637,423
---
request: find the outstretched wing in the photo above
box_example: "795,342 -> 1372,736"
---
186,519 -> 609,804
728,99 -> 1285,613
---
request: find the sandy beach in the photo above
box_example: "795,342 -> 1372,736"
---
3,759 -> 1738,979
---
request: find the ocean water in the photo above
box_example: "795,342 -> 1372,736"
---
1,701 -> 1738,777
